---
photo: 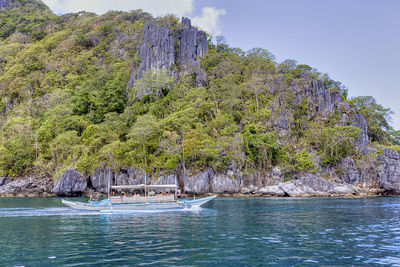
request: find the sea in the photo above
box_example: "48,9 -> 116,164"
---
0,197 -> 400,266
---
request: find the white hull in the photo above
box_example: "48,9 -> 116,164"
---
61,196 -> 216,211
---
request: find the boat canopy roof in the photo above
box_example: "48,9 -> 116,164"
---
111,184 -> 178,189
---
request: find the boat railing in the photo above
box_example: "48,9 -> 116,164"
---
110,195 -> 175,203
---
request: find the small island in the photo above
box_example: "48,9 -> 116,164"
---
0,0 -> 399,198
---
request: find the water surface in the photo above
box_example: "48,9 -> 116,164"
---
1,197 -> 400,266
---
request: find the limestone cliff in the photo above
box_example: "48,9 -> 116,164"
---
127,17 -> 208,99
271,75 -> 368,145
0,0 -> 17,9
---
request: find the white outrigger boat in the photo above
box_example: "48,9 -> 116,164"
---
62,183 -> 216,212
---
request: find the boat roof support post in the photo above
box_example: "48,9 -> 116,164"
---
107,168 -> 110,200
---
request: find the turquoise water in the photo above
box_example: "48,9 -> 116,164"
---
1,197 -> 400,266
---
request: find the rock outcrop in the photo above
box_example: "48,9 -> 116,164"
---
127,20 -> 175,92
0,0 -> 16,10
257,185 -> 286,196
51,169 -> 87,195
282,76 -> 369,145
127,17 -> 208,99
212,174 -> 241,194
175,17 -> 208,83
338,157 -> 360,184
377,148 -> 400,193
181,167 -> 213,194
0,176 -> 53,196
2,146 -> 398,197
89,168 -> 113,193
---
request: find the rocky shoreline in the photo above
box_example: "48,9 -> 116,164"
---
0,146 -> 399,198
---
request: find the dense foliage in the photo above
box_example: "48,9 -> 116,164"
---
0,1 -> 398,179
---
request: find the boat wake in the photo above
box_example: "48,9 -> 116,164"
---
0,207 -> 101,217
101,206 -> 204,214
0,206 -> 204,217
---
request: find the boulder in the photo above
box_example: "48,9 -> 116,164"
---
0,176 -> 53,196
272,167 -> 282,177
240,187 -> 251,194
300,174 -> 335,192
329,184 -> 358,195
181,168 -> 213,194
211,174 -> 241,194
247,184 -> 260,193
257,185 -> 286,196
51,169 -> 87,195
377,148 -> 400,193
279,180 -> 315,197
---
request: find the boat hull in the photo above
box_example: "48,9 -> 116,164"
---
61,196 -> 216,211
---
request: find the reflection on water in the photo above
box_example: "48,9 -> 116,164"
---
1,197 -> 400,265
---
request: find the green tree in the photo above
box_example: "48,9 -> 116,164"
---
349,96 -> 393,143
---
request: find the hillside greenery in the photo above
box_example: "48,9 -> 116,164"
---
0,0 -> 398,179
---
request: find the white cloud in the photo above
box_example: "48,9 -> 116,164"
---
42,0 -> 226,36
192,7 -> 227,36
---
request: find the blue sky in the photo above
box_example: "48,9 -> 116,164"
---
42,0 -> 400,129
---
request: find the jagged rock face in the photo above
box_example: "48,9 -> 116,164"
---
110,28 -> 129,59
351,112 -> 369,145
338,156 -> 360,184
291,77 -> 369,145
37,146 -> 400,196
0,176 -> 53,195
51,169 -> 87,195
127,17 -> 208,99
0,177 -> 8,186
378,148 -> 400,193
89,167 -> 113,193
308,80 -> 336,114
181,167 -> 213,194
211,174 -> 241,194
0,0 -> 16,10
115,167 -> 145,185
175,17 -> 208,81
127,21 -> 175,91
153,174 -> 176,185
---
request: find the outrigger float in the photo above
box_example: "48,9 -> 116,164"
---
62,178 -> 216,212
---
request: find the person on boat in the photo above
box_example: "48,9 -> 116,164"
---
177,189 -> 181,199
120,190 -> 126,202
89,195 -> 98,203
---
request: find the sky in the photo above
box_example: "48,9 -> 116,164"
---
41,0 -> 400,130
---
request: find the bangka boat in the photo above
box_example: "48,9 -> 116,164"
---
61,183 -> 216,212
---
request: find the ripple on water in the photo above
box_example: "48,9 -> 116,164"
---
1,197 -> 400,266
